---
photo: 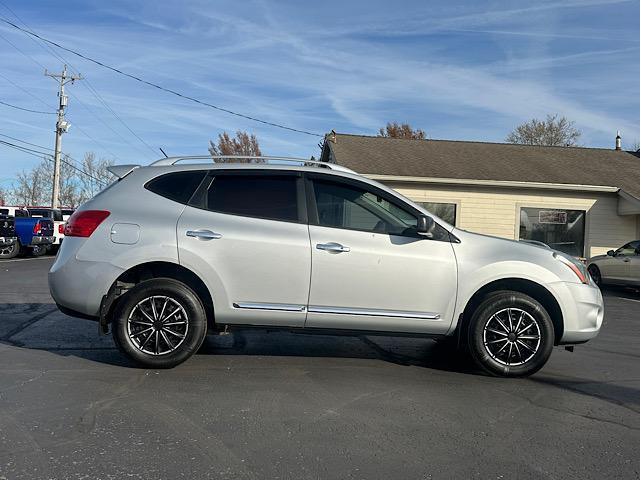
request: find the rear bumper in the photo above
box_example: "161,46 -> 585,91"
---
49,238 -> 124,317
32,235 -> 55,245
0,236 -> 17,246
56,302 -> 99,321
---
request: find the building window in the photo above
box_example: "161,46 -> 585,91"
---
519,207 -> 585,257
418,202 -> 457,226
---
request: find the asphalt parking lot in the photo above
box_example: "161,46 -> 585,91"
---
0,256 -> 638,479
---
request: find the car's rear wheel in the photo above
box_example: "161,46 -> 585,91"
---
0,241 -> 19,259
466,291 -> 554,377
587,264 -> 602,287
112,278 -> 207,368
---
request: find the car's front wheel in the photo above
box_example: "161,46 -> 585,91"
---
112,278 -> 208,368
466,291 -> 555,377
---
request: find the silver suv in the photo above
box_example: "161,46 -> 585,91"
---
49,157 -> 604,376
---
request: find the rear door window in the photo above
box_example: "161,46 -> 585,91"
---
205,174 -> 300,222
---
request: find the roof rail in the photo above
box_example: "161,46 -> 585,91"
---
149,155 -> 356,174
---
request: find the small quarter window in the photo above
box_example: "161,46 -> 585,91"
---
146,171 -> 207,204
417,202 -> 457,226
206,174 -> 299,222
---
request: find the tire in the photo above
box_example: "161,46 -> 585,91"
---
466,291 -> 555,377
31,245 -> 47,257
0,241 -> 19,259
111,278 -> 208,368
587,264 -> 602,287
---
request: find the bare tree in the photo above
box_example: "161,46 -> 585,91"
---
0,186 -> 7,206
8,153 -> 113,208
631,141 -> 640,152
506,114 -> 581,147
79,152 -> 114,202
378,122 -> 426,140
208,131 -> 262,162
12,160 -> 49,206
56,156 -> 84,207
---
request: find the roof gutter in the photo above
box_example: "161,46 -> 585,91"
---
363,174 -> 620,193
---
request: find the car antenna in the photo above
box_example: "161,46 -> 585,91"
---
159,147 -> 169,158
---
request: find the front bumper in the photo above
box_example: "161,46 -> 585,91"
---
553,281 -> 604,344
32,235 -> 55,245
0,236 -> 17,246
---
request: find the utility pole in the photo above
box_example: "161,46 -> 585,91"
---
45,65 -> 82,208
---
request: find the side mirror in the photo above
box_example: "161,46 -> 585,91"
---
607,250 -> 615,256
417,215 -> 435,237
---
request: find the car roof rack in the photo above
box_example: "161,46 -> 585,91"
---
149,155 -> 357,174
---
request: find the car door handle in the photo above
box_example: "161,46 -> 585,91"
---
186,229 -> 222,241
316,242 -> 350,253
623,258 -> 631,262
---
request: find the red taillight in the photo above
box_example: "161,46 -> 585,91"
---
64,210 -> 110,237
33,221 -> 42,234
58,224 -> 65,234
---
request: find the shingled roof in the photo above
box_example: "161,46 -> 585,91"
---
321,133 -> 640,200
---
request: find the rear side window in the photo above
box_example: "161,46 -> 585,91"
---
206,174 -> 299,222
146,171 -> 207,204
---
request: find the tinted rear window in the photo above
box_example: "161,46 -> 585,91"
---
146,171 -> 207,204
29,209 -> 62,221
206,174 -> 298,222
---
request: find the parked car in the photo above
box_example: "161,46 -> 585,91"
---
28,207 -> 65,253
1,206 -> 55,257
587,241 -> 640,287
60,208 -> 75,222
0,214 -> 17,259
49,157 -> 603,377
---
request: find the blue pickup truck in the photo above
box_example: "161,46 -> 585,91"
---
0,207 -> 55,259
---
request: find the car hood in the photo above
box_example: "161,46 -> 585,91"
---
588,254 -> 608,263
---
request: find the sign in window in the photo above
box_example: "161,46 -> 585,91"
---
520,207 -> 585,257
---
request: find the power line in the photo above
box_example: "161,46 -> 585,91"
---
79,79 -> 158,157
0,6 -> 157,159
0,11 -> 139,161
0,132 -> 53,151
0,71 -> 52,110
0,16 -> 323,137
0,133 -> 107,186
0,99 -> 55,114
0,30 -> 126,164
0,139 -> 49,157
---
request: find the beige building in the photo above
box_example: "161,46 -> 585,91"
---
320,133 -> 640,259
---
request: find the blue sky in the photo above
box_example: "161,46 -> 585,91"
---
1,0 -> 639,188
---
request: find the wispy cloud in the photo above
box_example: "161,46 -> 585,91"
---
0,0 -> 639,183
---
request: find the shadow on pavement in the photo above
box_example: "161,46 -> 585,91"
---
530,375 -> 640,409
199,328 -> 476,374
1,301 -> 476,373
